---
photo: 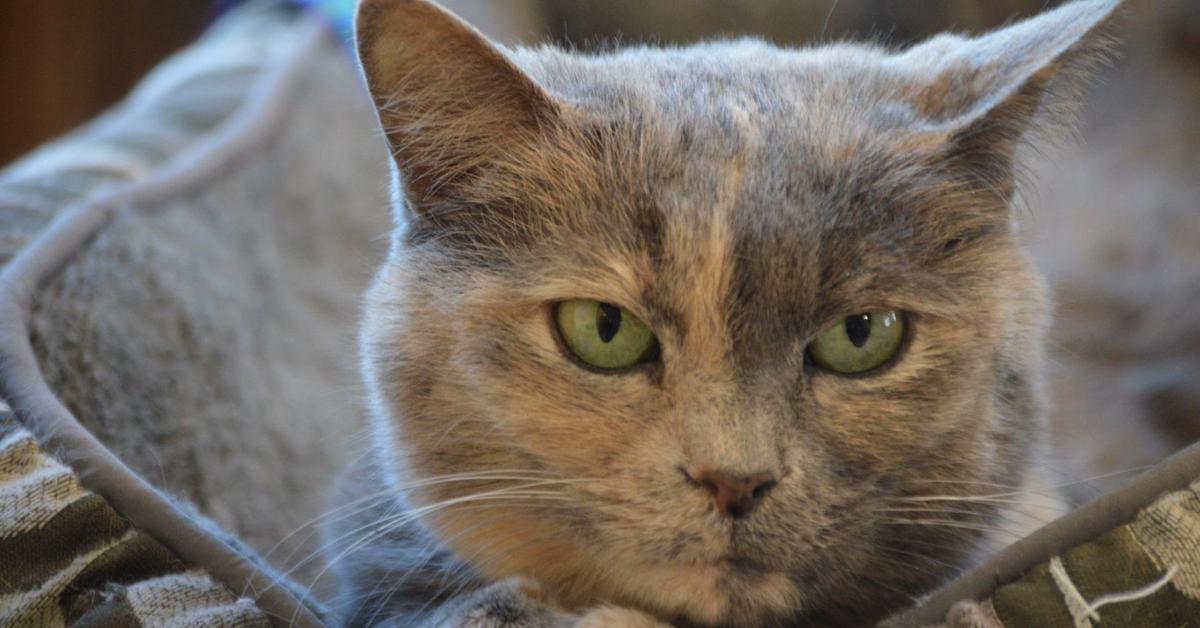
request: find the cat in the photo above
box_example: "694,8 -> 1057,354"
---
323,0 -> 1120,625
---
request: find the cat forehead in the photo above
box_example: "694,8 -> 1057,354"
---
511,40 -> 922,134
484,43 -> 959,271
507,40 -> 937,202
505,42 -> 942,236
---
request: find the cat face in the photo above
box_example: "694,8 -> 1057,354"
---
355,1 -> 1118,624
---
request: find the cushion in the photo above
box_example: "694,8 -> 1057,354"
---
0,4 -> 388,625
0,413 -> 270,626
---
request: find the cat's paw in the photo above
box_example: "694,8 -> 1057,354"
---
572,606 -> 673,628
939,600 -> 1002,628
439,577 -> 573,628
436,580 -> 672,628
429,581 -> 564,628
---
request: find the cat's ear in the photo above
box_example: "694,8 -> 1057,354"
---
900,0 -> 1122,198
355,0 -> 558,202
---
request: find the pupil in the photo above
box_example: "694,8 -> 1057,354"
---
597,303 -> 622,343
844,314 -> 872,348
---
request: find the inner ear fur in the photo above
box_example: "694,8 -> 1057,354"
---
900,0 -> 1123,200
355,0 -> 559,203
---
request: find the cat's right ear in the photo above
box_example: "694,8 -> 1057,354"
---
355,0 -> 558,204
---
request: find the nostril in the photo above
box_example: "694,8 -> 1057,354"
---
678,465 -> 701,487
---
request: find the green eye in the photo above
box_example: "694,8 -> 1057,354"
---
555,299 -> 658,370
808,310 -> 905,374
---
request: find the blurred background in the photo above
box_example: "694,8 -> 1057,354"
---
1,1 -> 213,165
0,0 -> 1150,165
2,0 -> 1197,503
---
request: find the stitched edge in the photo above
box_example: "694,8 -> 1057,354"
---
886,439 -> 1200,627
0,16 -> 329,628
1047,556 -> 1094,628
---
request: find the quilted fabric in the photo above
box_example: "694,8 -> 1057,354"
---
0,409 -> 270,627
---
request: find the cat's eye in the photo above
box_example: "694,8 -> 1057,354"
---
555,299 -> 658,371
808,310 -> 905,375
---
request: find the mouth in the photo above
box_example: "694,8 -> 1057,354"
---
648,547 -> 775,579
609,552 -> 800,626
717,554 -> 774,577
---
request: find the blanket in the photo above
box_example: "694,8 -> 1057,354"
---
0,3 -> 387,625
1,408 -> 269,626
0,2 -> 1197,627
917,474 -> 1200,627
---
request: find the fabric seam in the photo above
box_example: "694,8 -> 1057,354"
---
0,16 -> 330,628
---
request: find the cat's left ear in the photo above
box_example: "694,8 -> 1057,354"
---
900,0 -> 1122,198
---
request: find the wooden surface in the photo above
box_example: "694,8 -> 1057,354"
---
0,0 -> 211,166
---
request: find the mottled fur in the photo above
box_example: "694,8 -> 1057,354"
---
326,1 -> 1119,625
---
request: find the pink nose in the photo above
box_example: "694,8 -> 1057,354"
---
685,467 -> 778,518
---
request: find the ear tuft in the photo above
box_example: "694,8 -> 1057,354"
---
355,0 -> 558,202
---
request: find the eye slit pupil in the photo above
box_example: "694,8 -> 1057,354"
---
844,313 -> 872,348
596,302 -> 622,343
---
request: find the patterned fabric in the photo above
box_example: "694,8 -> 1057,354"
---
0,409 -> 270,627
934,480 -> 1200,627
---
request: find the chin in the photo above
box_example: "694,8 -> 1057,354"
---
589,553 -> 803,628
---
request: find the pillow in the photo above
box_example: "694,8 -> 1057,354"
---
0,4 -> 388,625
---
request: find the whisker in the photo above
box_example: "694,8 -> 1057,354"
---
876,506 -> 989,517
265,472 -> 594,563
876,503 -> 1055,540
904,464 -> 1155,498
406,511 -> 590,620
270,482 -> 575,592
288,492 -> 574,625
880,518 -> 1027,539
887,494 -> 1053,508
352,503 -> 579,624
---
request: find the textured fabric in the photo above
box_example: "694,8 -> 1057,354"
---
891,438 -> 1200,627
0,2 -> 387,624
0,0 -> 388,593
925,480 -> 1200,627
0,411 -> 270,627
1130,481 -> 1200,599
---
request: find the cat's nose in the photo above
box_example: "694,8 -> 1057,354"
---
684,467 -> 778,519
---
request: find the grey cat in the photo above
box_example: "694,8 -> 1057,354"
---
323,0 -> 1121,625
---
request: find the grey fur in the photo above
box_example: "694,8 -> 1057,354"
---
330,1 -> 1121,625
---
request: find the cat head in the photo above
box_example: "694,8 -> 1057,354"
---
354,1 -> 1119,624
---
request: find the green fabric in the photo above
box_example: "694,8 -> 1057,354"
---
992,562 -> 1076,626
981,485 -> 1200,627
